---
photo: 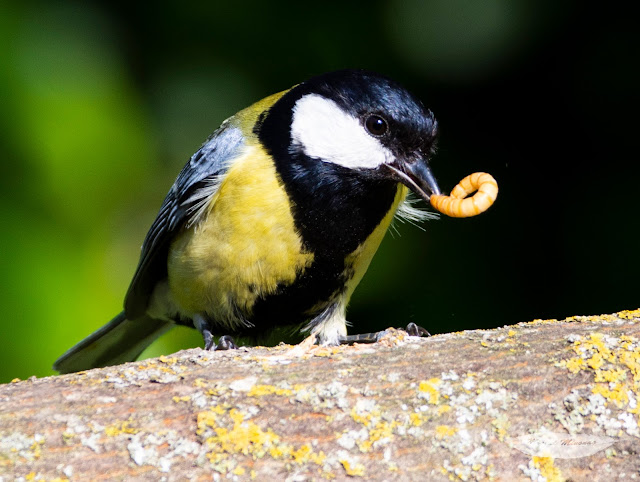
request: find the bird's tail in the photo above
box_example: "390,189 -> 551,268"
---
53,312 -> 173,374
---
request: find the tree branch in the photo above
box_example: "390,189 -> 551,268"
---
2,310 -> 640,480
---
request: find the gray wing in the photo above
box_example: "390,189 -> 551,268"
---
124,122 -> 245,319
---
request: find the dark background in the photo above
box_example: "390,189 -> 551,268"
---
1,0 -> 638,383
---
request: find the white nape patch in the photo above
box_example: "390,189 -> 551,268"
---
291,94 -> 394,170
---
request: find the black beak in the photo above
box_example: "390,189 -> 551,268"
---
385,156 -> 441,203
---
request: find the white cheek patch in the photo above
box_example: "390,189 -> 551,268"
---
290,94 -> 394,170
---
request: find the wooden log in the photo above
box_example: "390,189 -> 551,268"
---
1,309 -> 639,480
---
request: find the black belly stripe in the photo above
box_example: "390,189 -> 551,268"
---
247,84 -> 399,332
248,152 -> 398,330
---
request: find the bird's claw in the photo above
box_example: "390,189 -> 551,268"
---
214,335 -> 238,351
405,322 -> 430,337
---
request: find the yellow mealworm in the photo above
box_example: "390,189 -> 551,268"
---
430,172 -> 498,218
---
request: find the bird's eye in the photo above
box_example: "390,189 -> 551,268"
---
364,114 -> 388,137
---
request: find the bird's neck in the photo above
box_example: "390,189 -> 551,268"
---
276,152 -> 399,258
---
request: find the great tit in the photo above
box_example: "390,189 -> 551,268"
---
54,69 -> 442,374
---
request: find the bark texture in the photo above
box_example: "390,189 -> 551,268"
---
1,309 -> 640,481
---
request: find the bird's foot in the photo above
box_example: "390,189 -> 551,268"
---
214,335 -> 238,351
203,331 -> 238,351
196,314 -> 238,351
405,322 -> 430,337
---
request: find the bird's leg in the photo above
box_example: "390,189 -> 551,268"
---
338,323 -> 430,345
193,314 -> 238,351
203,329 -> 215,350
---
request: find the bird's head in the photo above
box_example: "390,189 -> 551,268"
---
257,69 -> 441,202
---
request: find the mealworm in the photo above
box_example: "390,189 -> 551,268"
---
430,172 -> 498,218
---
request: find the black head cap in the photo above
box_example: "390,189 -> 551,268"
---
260,70 -> 442,203
258,69 -> 438,163
303,70 -> 438,156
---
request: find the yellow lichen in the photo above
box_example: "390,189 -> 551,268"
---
594,367 -> 627,383
158,355 -> 178,364
587,351 -> 605,370
529,318 -> 559,324
532,456 -> 564,482
193,378 -> 208,388
196,409 -> 221,435
197,406 -> 326,474
491,416 -> 509,442
419,378 -> 441,404
137,361 -> 157,370
350,402 -> 382,428
435,425 -> 457,439
562,357 -> 586,373
591,383 -> 629,407
340,459 -> 365,477
172,395 -> 191,403
206,388 -> 221,397
105,420 -> 138,436
247,384 -> 293,397
358,419 -> 398,452
437,404 -> 452,415
29,437 -> 45,459
347,401 -> 400,452
558,331 -> 640,422
292,444 -> 326,465
617,309 -> 640,320
207,408 -> 279,457
410,412 -> 426,427
268,441 -> 327,466
314,346 -> 342,357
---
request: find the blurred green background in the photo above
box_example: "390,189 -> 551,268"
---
1,1 -> 638,383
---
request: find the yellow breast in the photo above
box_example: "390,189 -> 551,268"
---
167,143 -> 314,327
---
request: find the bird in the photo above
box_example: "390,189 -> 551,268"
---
53,69 -> 442,374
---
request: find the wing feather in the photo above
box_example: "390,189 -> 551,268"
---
124,122 -> 245,318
